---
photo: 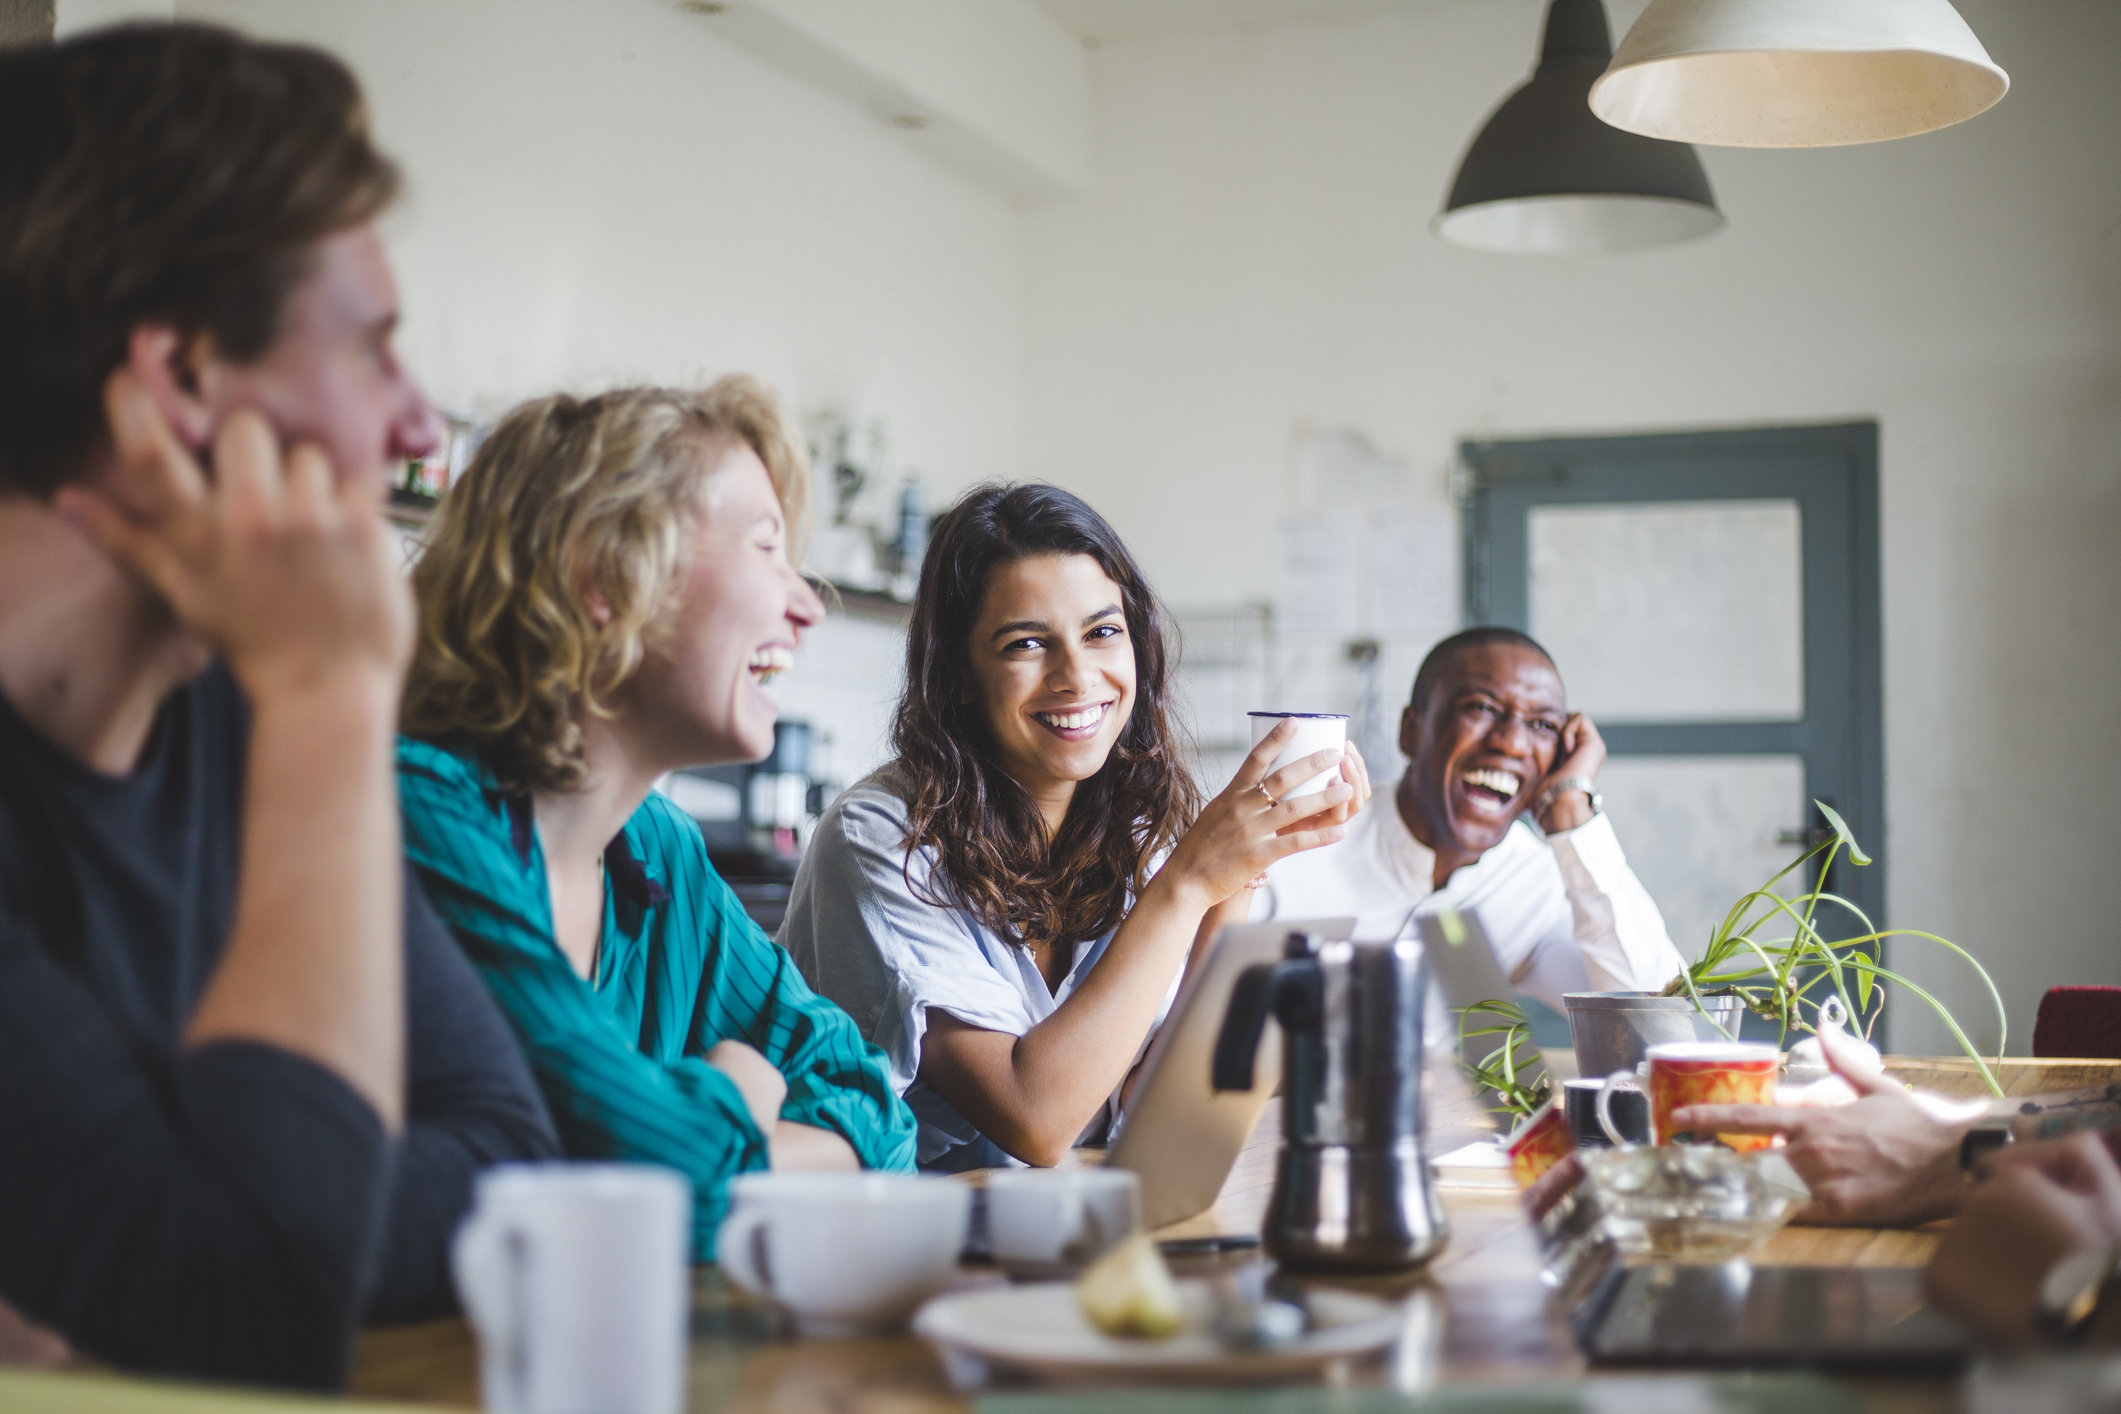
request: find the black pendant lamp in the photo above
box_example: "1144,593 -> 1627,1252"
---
1434,0 -> 1723,255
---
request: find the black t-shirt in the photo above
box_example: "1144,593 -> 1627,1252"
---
0,666 -> 559,1390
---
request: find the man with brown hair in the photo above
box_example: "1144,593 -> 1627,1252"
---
0,23 -> 555,1389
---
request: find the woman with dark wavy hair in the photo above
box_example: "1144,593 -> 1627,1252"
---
782,483 -> 1367,1170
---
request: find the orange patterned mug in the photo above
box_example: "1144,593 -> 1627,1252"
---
1504,1098 -> 1576,1189
1596,1042 -> 1781,1152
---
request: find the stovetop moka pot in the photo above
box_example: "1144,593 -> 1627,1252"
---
1211,930 -> 1449,1271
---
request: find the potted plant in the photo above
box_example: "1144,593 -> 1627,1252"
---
1459,999 -> 1552,1121
1562,989 -> 1749,1083
1561,801 -> 2006,1096
1659,801 -> 2005,1093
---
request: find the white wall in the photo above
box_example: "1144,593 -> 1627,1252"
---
692,0 -> 1093,196
181,0 -> 1023,779
1019,0 -> 2121,1054
55,0 -> 170,34
140,0 -> 2120,1052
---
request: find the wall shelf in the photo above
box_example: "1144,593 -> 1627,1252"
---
384,492 -> 911,627
828,583 -> 914,623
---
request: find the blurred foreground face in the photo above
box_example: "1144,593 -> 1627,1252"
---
196,223 -> 437,491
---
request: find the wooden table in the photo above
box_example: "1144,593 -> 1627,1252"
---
351,1057 -> 2120,1414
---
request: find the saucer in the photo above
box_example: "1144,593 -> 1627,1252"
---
912,1278 -> 1403,1382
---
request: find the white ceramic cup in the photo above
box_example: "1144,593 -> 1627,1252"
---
715,1172 -> 970,1336
1248,711 -> 1349,799
452,1163 -> 691,1414
985,1168 -> 1141,1280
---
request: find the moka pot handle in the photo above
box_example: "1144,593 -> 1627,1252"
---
1211,957 -> 1322,1092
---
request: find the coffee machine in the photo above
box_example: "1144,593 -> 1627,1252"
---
1212,930 -> 1449,1271
665,721 -> 829,932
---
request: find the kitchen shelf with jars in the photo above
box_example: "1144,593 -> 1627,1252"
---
388,408 -> 925,625
385,411 -> 483,532
802,410 -> 930,624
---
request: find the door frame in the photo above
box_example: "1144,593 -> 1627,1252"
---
1460,423 -> 1886,1000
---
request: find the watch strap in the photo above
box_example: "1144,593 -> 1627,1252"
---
1534,774 -> 1602,820
2037,1244 -> 2121,1347
1959,1122 -> 2014,1172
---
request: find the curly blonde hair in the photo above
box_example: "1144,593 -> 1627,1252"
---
403,377 -> 810,796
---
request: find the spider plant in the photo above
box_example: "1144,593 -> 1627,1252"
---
1458,998 -> 1552,1122
1661,800 -> 2007,1097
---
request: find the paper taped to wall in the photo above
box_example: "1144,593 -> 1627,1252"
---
1364,507 -> 1459,635
1274,514 -> 1361,637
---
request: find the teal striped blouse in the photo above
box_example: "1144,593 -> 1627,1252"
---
397,738 -> 917,1257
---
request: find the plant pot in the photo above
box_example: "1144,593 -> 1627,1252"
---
1562,991 -> 1751,1080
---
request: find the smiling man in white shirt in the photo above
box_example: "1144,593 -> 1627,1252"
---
1256,627 -> 1684,1011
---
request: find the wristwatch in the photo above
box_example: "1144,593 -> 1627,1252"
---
1533,775 -> 1602,820
1959,1121 -> 2014,1172
2037,1244 -> 2121,1347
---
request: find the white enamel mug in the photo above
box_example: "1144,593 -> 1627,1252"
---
985,1168 -> 1141,1280
715,1172 -> 969,1336
451,1163 -> 691,1414
1248,711 -> 1349,799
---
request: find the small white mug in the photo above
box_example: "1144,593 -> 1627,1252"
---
452,1163 -> 691,1414
985,1168 -> 1141,1280
1248,712 -> 1349,799
715,1172 -> 969,1336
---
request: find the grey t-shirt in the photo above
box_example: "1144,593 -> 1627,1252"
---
779,764 -> 1162,1171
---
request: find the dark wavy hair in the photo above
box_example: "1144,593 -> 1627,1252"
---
892,483 -> 1202,950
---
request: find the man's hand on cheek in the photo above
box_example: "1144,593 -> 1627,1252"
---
53,369 -> 411,709
1535,713 -> 1605,833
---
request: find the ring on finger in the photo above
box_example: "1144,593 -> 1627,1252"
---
1255,782 -> 1277,807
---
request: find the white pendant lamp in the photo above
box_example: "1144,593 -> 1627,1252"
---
1589,0 -> 2009,148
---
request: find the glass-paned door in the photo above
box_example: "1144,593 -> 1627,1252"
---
1464,424 -> 1884,1042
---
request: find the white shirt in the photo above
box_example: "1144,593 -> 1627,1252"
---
781,765 -> 1178,1171
1252,795 -> 1684,1012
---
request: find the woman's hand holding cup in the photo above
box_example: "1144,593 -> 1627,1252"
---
1299,739 -> 1370,833
1162,719 -> 1353,909
1244,711 -> 1368,833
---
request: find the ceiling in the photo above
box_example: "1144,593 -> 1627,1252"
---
1035,0 -> 1456,45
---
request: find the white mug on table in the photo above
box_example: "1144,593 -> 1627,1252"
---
985,1168 -> 1140,1280
1247,712 -> 1348,799
452,1163 -> 691,1414
715,1172 -> 969,1336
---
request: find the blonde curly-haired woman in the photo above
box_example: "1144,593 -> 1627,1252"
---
396,379 -> 914,1256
